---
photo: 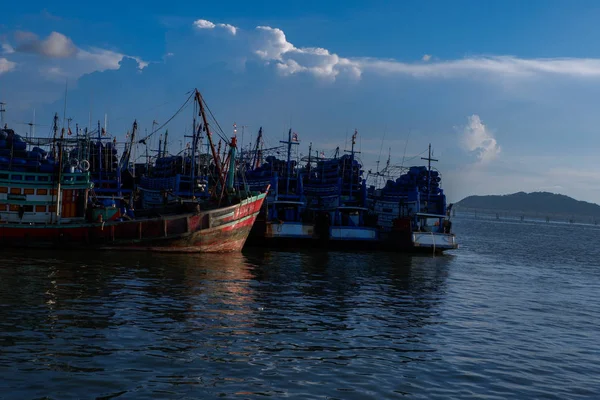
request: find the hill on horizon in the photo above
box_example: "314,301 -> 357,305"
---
455,191 -> 600,219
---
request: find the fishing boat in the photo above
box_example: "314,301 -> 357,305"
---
245,130 -> 457,254
368,144 -> 458,253
245,129 -> 380,248
0,89 -> 268,252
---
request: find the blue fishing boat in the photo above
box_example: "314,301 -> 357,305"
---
368,144 -> 458,253
245,130 -> 380,248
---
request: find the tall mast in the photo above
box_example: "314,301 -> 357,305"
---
164,130 -> 169,156
280,128 -> 299,195
54,114 -> 67,224
158,134 -> 163,159
251,127 -> 263,170
344,129 -> 360,199
120,120 -> 137,172
0,102 -> 5,127
192,104 -> 197,191
52,113 -> 59,160
307,142 -> 312,174
187,104 -> 199,198
98,120 -> 103,184
420,143 -> 438,203
195,89 -> 226,194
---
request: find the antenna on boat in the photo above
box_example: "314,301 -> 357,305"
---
0,102 -> 6,127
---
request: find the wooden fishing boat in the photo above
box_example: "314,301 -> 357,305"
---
0,89 -> 268,252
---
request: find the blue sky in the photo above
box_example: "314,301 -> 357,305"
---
2,1 -> 600,203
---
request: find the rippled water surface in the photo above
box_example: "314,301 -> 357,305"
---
2,217 -> 600,399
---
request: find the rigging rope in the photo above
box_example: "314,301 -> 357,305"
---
137,91 -> 195,145
200,97 -> 231,144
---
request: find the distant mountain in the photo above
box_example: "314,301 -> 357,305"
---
455,191 -> 600,218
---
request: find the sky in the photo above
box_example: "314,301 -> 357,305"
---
2,0 -> 600,203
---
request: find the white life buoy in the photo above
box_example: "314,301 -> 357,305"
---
80,159 -> 90,171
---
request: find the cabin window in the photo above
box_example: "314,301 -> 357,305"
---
37,189 -> 48,195
9,204 -> 19,212
38,176 -> 49,182
11,175 -> 22,181
10,188 -> 20,195
35,205 -> 46,213
25,175 -> 36,181
0,187 -> 7,193
24,188 -> 35,195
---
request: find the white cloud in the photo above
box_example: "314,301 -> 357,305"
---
194,19 -> 216,29
193,19 -> 237,35
460,115 -> 501,163
192,18 -> 600,82
217,23 -> 237,35
252,25 -> 361,80
361,56 -> 600,79
5,30 -> 147,81
0,58 -> 16,74
1,43 -> 15,55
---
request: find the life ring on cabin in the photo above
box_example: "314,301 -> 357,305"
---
70,158 -> 79,168
80,159 -> 90,171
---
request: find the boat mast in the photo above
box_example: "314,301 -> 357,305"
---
54,115 -> 67,224
251,127 -> 263,170
421,143 -> 438,203
307,142 -> 312,175
280,128 -> 299,195
190,105 -> 198,198
49,114 -> 59,224
195,89 -> 226,194
344,129 -> 360,199
0,102 -> 6,128
164,130 -> 169,156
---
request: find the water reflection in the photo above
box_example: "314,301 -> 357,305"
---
0,248 -> 451,399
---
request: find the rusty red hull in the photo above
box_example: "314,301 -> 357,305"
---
0,193 -> 267,253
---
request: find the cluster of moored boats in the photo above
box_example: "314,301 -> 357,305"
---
0,89 -> 458,254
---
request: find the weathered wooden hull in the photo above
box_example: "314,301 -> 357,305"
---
0,193 -> 267,253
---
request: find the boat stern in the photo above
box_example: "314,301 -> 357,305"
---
412,232 -> 458,252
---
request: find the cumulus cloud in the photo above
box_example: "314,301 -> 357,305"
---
253,26 -> 361,80
0,58 -> 16,75
16,31 -> 77,58
461,115 -> 501,163
192,18 -> 600,82
194,19 -> 216,29
4,30 -> 147,81
193,19 -> 237,35
193,20 -> 360,80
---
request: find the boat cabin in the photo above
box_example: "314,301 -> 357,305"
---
0,170 -> 92,224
